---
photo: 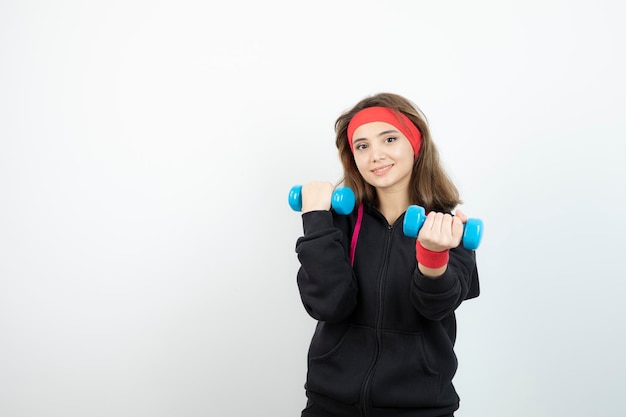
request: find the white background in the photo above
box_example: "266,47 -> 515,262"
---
1,1 -> 625,416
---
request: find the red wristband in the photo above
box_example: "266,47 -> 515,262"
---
416,241 -> 450,269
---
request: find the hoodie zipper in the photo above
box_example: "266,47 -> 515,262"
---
359,223 -> 393,417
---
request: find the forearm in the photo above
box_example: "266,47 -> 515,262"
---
297,267 -> 357,322
410,248 -> 477,320
418,263 -> 447,278
295,211 -> 358,322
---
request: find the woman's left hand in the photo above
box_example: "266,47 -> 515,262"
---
417,210 -> 467,252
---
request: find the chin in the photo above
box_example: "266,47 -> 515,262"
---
369,178 -> 395,189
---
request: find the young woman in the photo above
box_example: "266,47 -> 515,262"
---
294,93 -> 480,417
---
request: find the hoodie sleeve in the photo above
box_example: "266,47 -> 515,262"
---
409,245 -> 479,321
295,210 -> 358,323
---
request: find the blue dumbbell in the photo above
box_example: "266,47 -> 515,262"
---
288,185 -> 355,215
403,205 -> 484,250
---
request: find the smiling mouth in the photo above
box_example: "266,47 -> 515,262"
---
371,164 -> 393,176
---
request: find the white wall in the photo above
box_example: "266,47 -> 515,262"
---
1,1 -> 624,416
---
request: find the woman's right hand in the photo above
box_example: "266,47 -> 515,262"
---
301,181 -> 335,213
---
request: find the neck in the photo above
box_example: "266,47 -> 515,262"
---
376,188 -> 410,225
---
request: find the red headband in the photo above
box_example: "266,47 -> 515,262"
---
347,106 -> 422,158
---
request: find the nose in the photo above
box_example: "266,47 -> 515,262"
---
372,145 -> 386,162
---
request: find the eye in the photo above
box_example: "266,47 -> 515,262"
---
385,136 -> 397,143
355,143 -> 368,151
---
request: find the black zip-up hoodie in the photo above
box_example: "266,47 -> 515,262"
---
296,205 -> 479,416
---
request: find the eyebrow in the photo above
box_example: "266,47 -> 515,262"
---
353,129 -> 400,143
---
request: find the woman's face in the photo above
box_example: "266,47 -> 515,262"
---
351,121 -> 414,193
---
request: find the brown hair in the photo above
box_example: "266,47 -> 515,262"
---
335,92 -> 461,213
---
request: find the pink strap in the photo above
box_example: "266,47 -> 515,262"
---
350,204 -> 364,266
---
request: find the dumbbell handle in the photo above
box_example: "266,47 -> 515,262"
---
288,185 -> 355,215
403,205 -> 483,250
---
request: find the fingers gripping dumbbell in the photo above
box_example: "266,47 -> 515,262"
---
402,205 -> 484,250
288,185 -> 355,215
